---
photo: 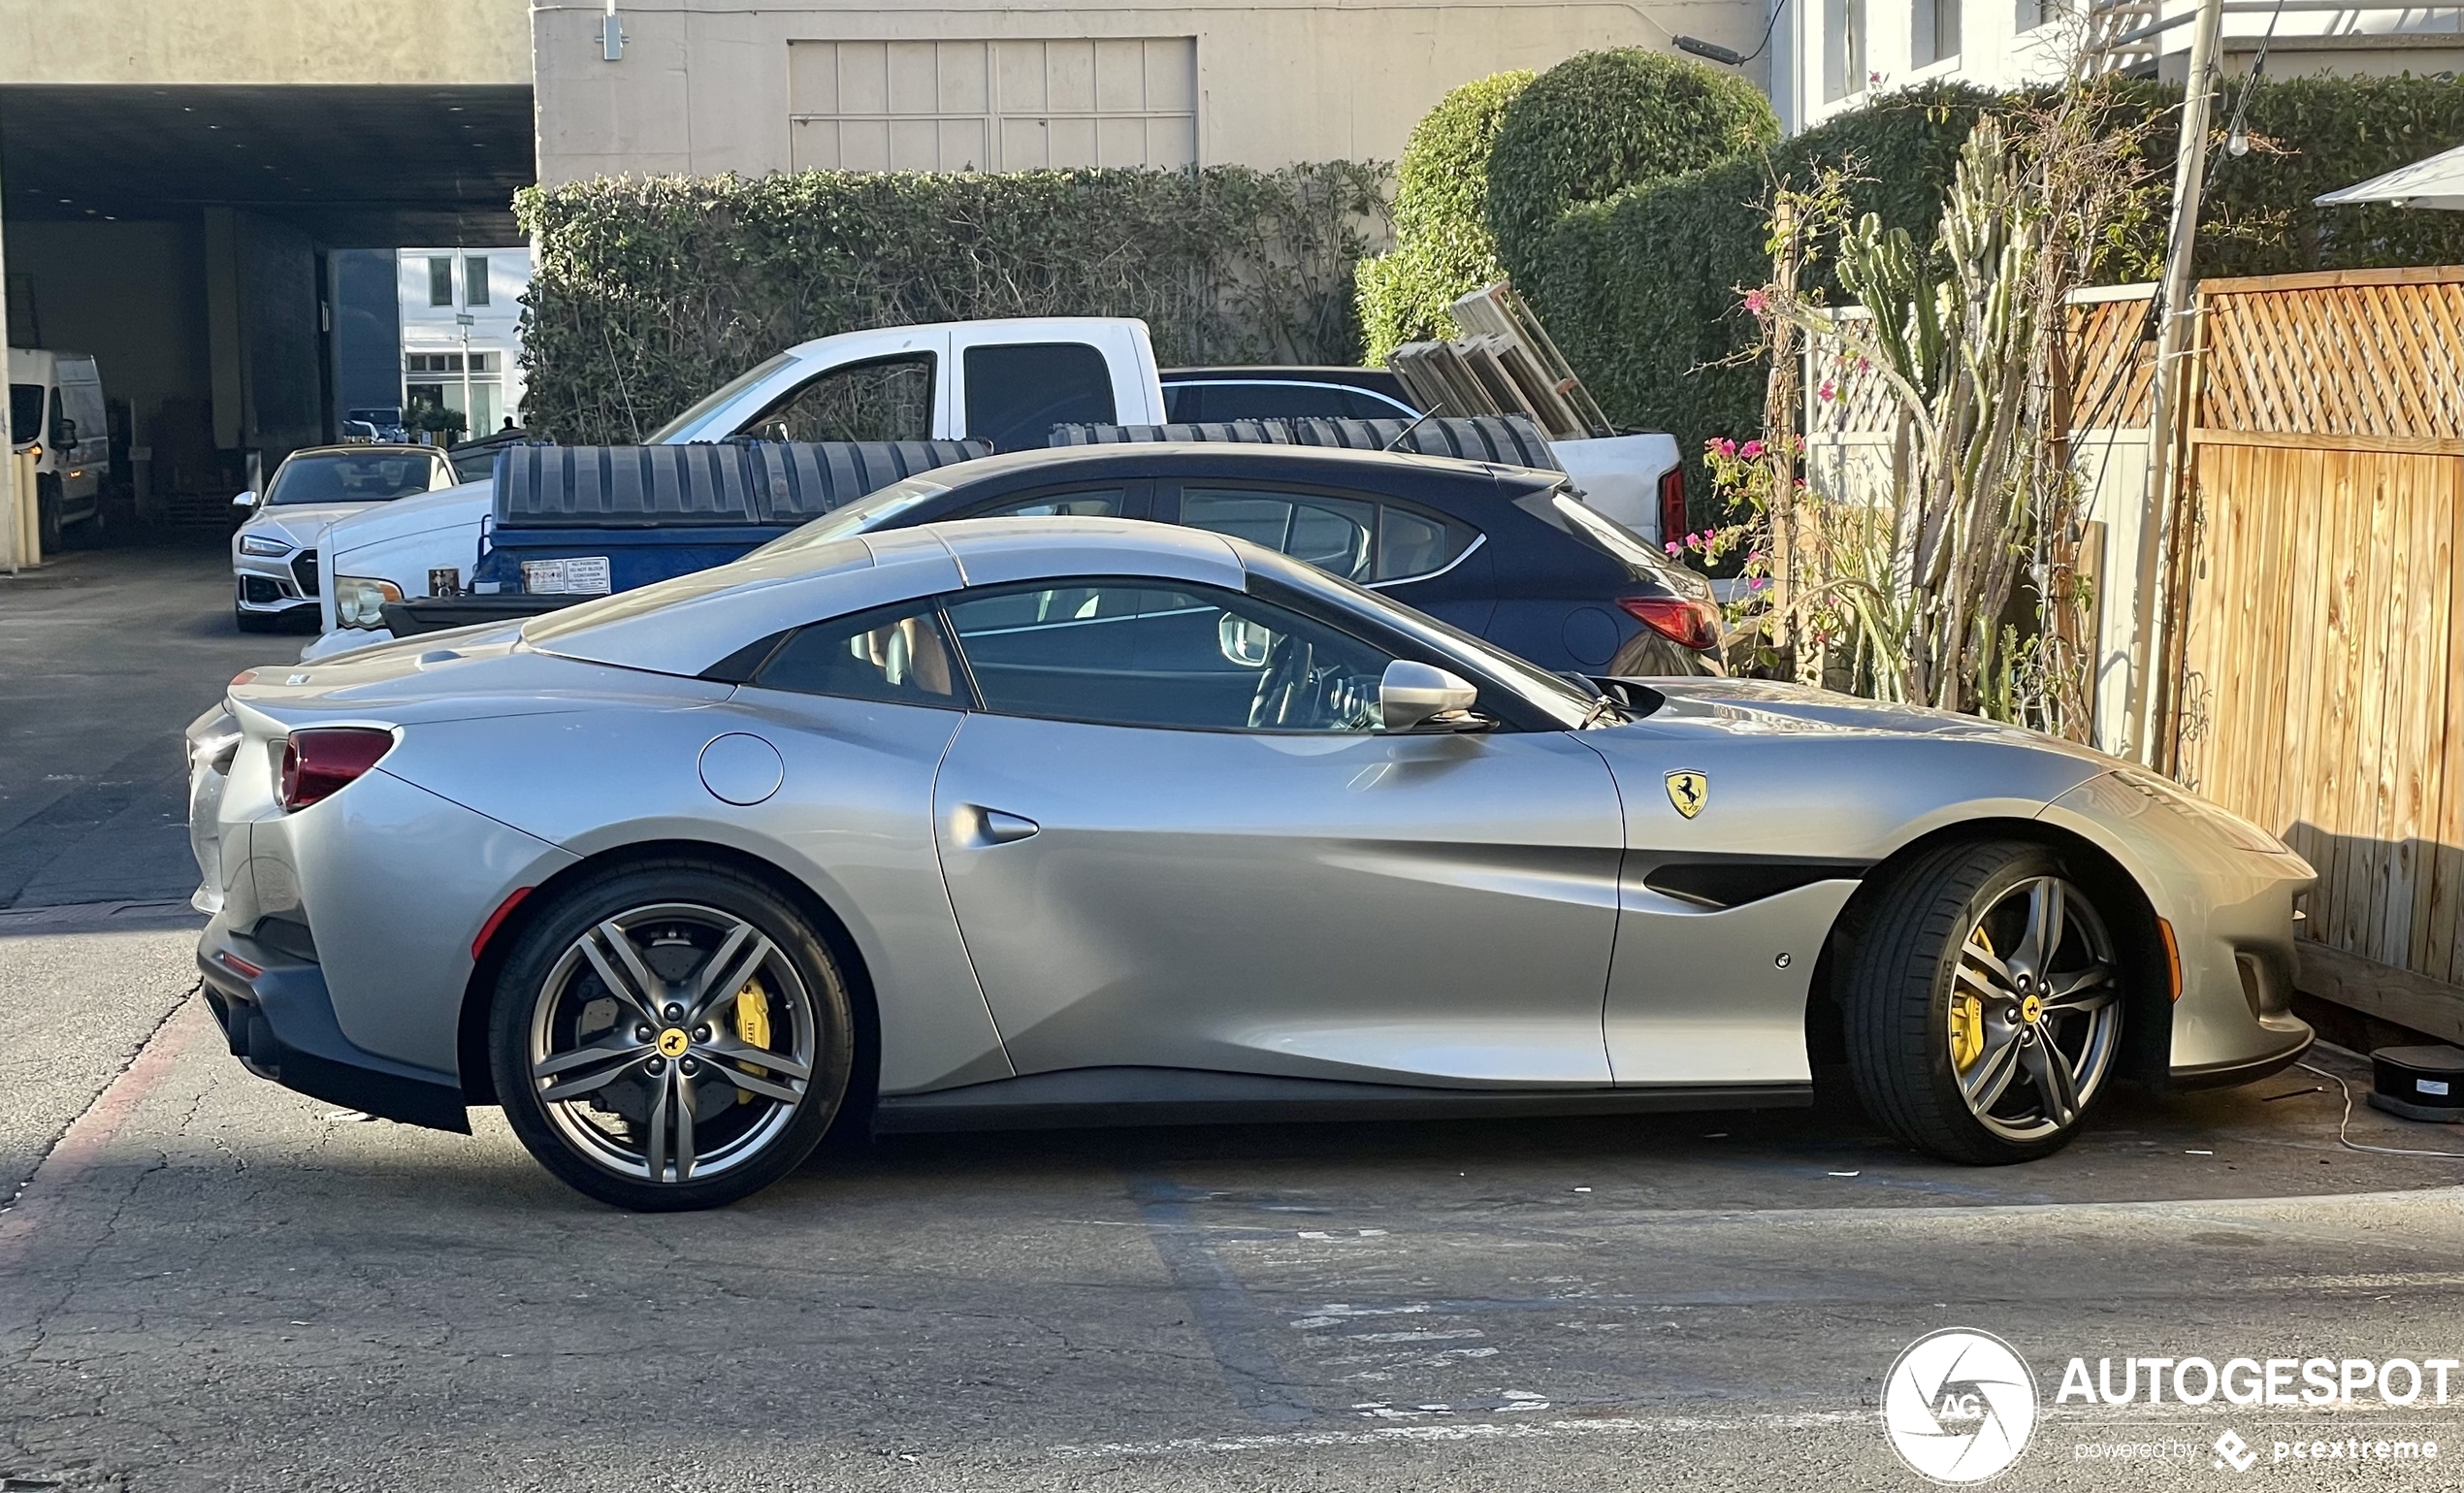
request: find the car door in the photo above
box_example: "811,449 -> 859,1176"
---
1160,480 -> 1497,638
930,574 -> 1623,1087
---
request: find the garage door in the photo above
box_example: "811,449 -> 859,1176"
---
789,39 -> 1197,172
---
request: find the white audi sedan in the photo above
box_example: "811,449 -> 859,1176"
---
231,444 -> 456,632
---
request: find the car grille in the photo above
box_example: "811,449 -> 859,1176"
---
291,549 -> 320,598
242,576 -> 284,604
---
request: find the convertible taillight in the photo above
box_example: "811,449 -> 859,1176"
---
1657,463 -> 1687,546
1619,596 -> 1722,652
279,729 -> 395,811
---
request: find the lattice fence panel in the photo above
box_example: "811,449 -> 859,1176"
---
2199,270 -> 2464,439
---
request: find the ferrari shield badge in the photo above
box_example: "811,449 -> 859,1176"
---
1665,769 -> 1708,820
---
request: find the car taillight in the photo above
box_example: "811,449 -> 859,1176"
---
1618,596 -> 1722,652
278,729 -> 395,811
1657,464 -> 1687,545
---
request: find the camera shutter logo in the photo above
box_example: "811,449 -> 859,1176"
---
1882,1328 -> 2040,1483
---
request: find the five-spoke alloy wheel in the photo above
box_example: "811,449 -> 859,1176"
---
1843,840 -> 2127,1163
492,862 -> 855,1210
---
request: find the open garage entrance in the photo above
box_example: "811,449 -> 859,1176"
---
1,83 -> 532,551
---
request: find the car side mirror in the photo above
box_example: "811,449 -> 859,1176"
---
233,490 -> 258,509
1217,612 -> 1274,667
1379,660 -> 1479,731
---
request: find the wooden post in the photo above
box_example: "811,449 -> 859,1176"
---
1764,196 -> 1802,677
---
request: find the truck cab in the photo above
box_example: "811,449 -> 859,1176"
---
308,318 -> 1165,654
8,348 -> 110,549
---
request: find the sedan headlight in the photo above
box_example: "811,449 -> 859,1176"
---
238,534 -> 292,557
333,575 -> 404,629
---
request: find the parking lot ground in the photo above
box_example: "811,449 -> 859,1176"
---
0,538 -> 294,911
2,925 -> 2457,1493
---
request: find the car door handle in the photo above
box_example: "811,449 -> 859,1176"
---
961,805 -> 1040,847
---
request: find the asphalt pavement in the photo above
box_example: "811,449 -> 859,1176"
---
1,542 -> 2458,1493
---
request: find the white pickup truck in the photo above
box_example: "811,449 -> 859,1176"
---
307,315 -> 1680,659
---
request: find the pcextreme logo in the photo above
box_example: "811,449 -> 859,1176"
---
1881,1328 -> 2040,1484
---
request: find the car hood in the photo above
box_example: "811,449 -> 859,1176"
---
1641,678 -> 2113,756
321,478 -> 492,558
241,502 -> 397,546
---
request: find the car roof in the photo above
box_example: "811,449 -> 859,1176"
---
1159,366 -> 1408,387
279,443 -> 444,460
525,516 -> 1252,677
922,440 -> 1561,495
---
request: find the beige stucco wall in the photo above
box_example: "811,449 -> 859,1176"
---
0,0 -> 529,85
535,1 -> 1769,183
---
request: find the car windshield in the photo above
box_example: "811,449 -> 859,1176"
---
9,384 -> 41,441
644,351 -> 796,442
1239,546 -> 1610,729
264,453 -> 438,505
751,475 -> 955,556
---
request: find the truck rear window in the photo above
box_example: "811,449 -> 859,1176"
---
965,342 -> 1116,452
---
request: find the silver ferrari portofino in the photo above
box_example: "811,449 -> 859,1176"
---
188,518 -> 2315,1210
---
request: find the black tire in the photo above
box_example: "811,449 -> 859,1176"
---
235,597 -> 282,633
490,860 -> 856,1211
35,476 -> 62,556
1841,839 -> 2125,1164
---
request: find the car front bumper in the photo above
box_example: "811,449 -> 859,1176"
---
233,549 -> 320,615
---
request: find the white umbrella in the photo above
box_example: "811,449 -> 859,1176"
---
2314,143 -> 2464,211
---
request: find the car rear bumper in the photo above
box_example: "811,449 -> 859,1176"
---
197,922 -> 470,1133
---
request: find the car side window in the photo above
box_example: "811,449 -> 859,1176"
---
962,487 -> 1126,520
750,354 -> 934,443
942,579 -> 1393,733
1180,488 -> 1377,583
751,601 -> 965,709
1178,487 -> 1475,585
963,342 -> 1117,452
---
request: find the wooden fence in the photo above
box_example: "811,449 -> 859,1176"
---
2168,268 -> 2464,1037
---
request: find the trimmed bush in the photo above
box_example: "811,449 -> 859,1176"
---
1485,49 -> 1780,278
515,163 -> 1389,445
1517,76 -> 2461,518
1355,69 -> 1535,363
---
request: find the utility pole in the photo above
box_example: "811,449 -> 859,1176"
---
457,310 -> 476,444
2121,0 -> 2223,765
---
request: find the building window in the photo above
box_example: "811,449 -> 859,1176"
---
1917,0 -> 1962,63
788,38 -> 1197,171
2016,0 -> 2051,30
1825,0 -> 1868,102
465,255 -> 490,307
427,257 -> 454,308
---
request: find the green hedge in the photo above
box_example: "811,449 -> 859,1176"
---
1517,76 -> 2462,519
1484,49 -> 1780,279
1355,69 -> 1535,364
516,164 -> 1389,444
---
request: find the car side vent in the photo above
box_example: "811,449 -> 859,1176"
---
1641,860 -> 1864,910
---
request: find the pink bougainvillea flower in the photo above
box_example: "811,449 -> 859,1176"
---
1818,380 -> 1835,403
1713,438 -> 1737,457
1665,541 -> 1682,556
1749,575 -> 1768,591
1743,289 -> 1767,313
1739,438 -> 1765,460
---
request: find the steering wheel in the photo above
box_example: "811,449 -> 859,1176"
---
1248,634 -> 1317,730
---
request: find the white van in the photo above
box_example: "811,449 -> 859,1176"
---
8,348 -> 110,548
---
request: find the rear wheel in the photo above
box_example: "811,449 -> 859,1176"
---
1843,840 -> 2124,1163
490,862 -> 855,1210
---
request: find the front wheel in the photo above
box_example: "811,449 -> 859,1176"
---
1842,840 -> 2124,1163
490,862 -> 856,1210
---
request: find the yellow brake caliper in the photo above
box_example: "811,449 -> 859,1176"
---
733,978 -> 773,1103
1952,929 -> 1989,1070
